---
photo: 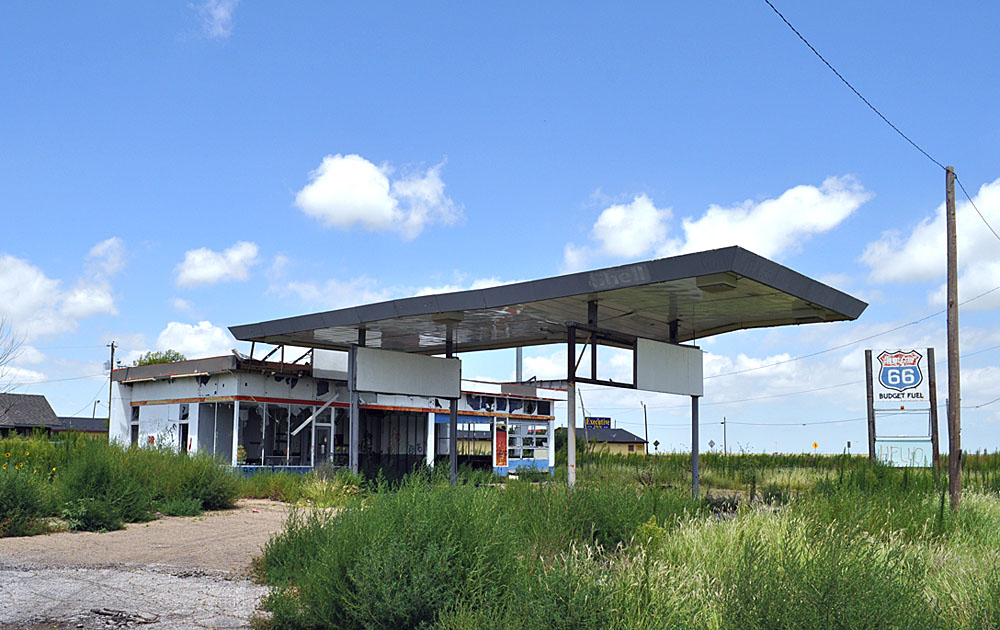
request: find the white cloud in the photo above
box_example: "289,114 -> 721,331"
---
564,177 -> 869,270
156,321 -> 236,359
175,241 -> 259,287
413,277 -> 510,296
592,195 -> 670,258
1,366 -> 47,389
87,237 -> 125,275
196,0 -> 239,39
61,281 -> 117,319
294,154 -> 460,240
16,345 -> 46,366
273,276 -> 392,310
862,178 -> 1000,310
0,254 -> 117,342
659,176 -> 870,259
170,297 -> 194,312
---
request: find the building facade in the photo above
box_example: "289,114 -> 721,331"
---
110,355 -> 560,477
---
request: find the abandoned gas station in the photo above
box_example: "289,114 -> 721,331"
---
110,246 -> 866,493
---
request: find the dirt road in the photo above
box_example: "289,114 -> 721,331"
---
0,499 -> 291,630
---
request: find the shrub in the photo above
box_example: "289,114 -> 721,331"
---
0,467 -> 45,536
157,496 -> 203,516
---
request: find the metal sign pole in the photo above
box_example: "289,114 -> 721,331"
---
865,349 -> 876,459
927,347 -> 941,471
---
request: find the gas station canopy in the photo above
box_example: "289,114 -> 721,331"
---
230,246 -> 867,354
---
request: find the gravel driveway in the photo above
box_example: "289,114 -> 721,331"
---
0,499 -> 290,629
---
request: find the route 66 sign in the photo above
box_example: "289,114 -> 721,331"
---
877,350 -> 923,391
873,349 -> 929,403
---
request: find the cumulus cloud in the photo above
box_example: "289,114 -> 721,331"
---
0,252 -> 117,342
196,0 -> 239,39
272,276 -> 391,310
156,321 -> 236,359
660,176 -> 870,259
175,241 -> 259,287
861,178 -> 1000,310
87,237 -> 125,275
294,154 -> 460,240
593,195 -> 671,258
564,177 -> 869,270
170,297 -> 194,312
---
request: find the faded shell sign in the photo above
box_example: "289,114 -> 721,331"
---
876,438 -> 933,468
873,350 -> 929,405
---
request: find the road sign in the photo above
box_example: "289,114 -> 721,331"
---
873,350 -> 929,405
708,440 -> 715,448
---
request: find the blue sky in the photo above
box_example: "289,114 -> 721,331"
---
2,1 -> 999,453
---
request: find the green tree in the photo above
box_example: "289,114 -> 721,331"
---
132,350 -> 186,366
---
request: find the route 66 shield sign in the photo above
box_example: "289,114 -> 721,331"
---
877,350 -> 923,392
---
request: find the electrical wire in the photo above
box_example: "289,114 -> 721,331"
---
762,0 -> 944,171
763,1 -> 1000,244
65,377 -> 110,418
705,283 -> 1000,380
956,176 -> 1000,244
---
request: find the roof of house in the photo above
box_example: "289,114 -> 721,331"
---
573,427 -> 647,444
56,416 -> 109,432
0,393 -> 60,429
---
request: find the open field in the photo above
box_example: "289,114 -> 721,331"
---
6,435 -> 1000,628
257,454 -> 1000,630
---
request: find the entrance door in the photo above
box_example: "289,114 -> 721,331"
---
315,425 -> 331,465
179,423 -> 189,454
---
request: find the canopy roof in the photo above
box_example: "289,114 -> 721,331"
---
231,247 -> 866,355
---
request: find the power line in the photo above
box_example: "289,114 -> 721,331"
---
66,378 -> 110,418
762,0 -> 945,171
6,373 -> 107,386
705,284 -> 1000,380
763,1 -> 1000,245
955,176 -> 1000,244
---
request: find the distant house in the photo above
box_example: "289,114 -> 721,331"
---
0,393 -> 61,437
54,416 -> 109,437
572,427 -> 647,456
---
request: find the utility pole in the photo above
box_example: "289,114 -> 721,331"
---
92,400 -> 100,418
642,402 -> 648,454
107,341 -> 116,423
946,166 -> 962,511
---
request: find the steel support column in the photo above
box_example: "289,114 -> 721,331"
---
691,395 -> 700,499
348,329 -> 366,475
446,326 -> 458,485
567,326 -> 577,488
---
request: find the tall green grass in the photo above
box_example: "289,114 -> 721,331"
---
0,433 -> 240,534
255,452 -> 1000,630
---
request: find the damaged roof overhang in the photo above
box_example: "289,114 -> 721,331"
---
229,246 -> 868,356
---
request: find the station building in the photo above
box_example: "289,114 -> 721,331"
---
109,353 -> 561,478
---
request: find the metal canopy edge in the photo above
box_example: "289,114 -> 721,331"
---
230,247 -> 867,354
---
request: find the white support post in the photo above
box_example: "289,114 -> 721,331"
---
548,417 -> 555,471
426,412 -> 435,467
348,345 -> 360,475
567,382 -> 577,487
691,395 -> 700,499
232,399 -> 241,467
